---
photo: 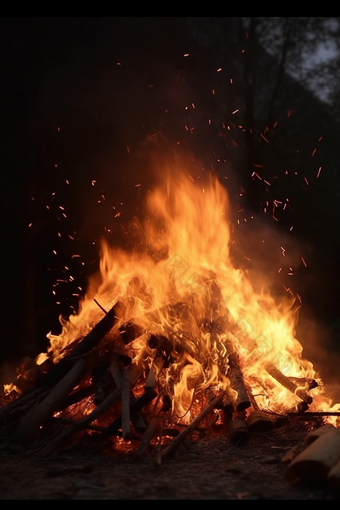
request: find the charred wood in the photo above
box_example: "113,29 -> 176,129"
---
9,359 -> 88,450
40,385 -> 123,456
121,367 -> 131,440
103,389 -> 158,438
57,384 -> 95,412
0,301 -> 125,432
110,358 -> 146,431
68,301 -> 126,359
287,411 -> 340,417
227,351 -> 251,412
92,354 -> 113,406
119,302 -> 188,344
135,414 -> 159,459
134,394 -> 163,459
287,377 -> 318,391
159,391 -> 226,462
265,363 -> 313,405
246,410 -> 275,433
145,335 -> 172,391
222,405 -> 250,445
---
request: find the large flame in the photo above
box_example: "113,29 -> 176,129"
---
35,164 -> 339,423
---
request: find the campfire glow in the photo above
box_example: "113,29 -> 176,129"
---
36,167 -> 338,422
2,164 -> 339,455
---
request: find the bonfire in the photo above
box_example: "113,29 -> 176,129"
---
1,166 -> 339,474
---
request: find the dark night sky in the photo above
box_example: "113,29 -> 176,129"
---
0,17 -> 197,360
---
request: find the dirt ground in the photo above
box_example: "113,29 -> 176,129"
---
0,423 -> 339,500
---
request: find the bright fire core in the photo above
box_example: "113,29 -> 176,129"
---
36,167 -> 339,424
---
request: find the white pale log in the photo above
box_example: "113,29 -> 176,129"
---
287,429 -> 340,481
304,424 -> 336,445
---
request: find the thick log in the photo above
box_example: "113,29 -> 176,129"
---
265,363 -> 313,405
110,358 -> 146,430
244,384 -> 284,432
42,301 -> 126,390
281,443 -> 306,468
1,300 -> 126,427
103,389 -> 158,437
0,387 -> 51,430
58,384 -> 95,411
40,385 -> 123,456
222,407 -> 250,445
287,377 -> 318,391
227,351 -> 251,412
9,359 -> 88,449
159,392 -> 226,461
92,354 -> 113,406
286,429 -> 340,481
145,352 -> 164,391
246,410 -> 275,433
144,335 -> 172,391
40,360 -> 144,456
68,301 -> 126,358
135,414 -> 159,459
304,424 -> 337,445
121,368 -> 131,440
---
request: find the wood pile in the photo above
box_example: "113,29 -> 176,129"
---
0,287 -> 335,463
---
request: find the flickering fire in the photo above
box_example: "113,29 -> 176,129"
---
29,166 -> 339,426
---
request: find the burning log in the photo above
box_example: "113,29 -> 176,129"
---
145,335 -> 173,391
1,302 -> 125,415
0,301 -> 126,435
134,394 -> 170,459
287,377 -> 318,392
39,362 -> 144,457
92,354 -> 113,406
265,363 -> 313,405
40,385 -> 123,456
227,351 -> 251,412
118,302 -> 184,344
103,389 -> 158,438
118,301 -> 194,347
121,367 -> 131,440
57,383 -> 95,411
110,355 -> 147,431
246,410 -> 276,433
243,384 -> 274,432
328,458 -> 340,496
68,300 -> 126,358
244,388 -> 275,433
159,391 -> 226,462
9,359 -> 88,450
222,405 -> 250,445
135,413 -> 159,459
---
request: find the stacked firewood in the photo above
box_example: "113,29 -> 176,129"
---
0,288 -> 323,461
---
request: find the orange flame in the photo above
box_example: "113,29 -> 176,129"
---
34,163 -> 339,424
